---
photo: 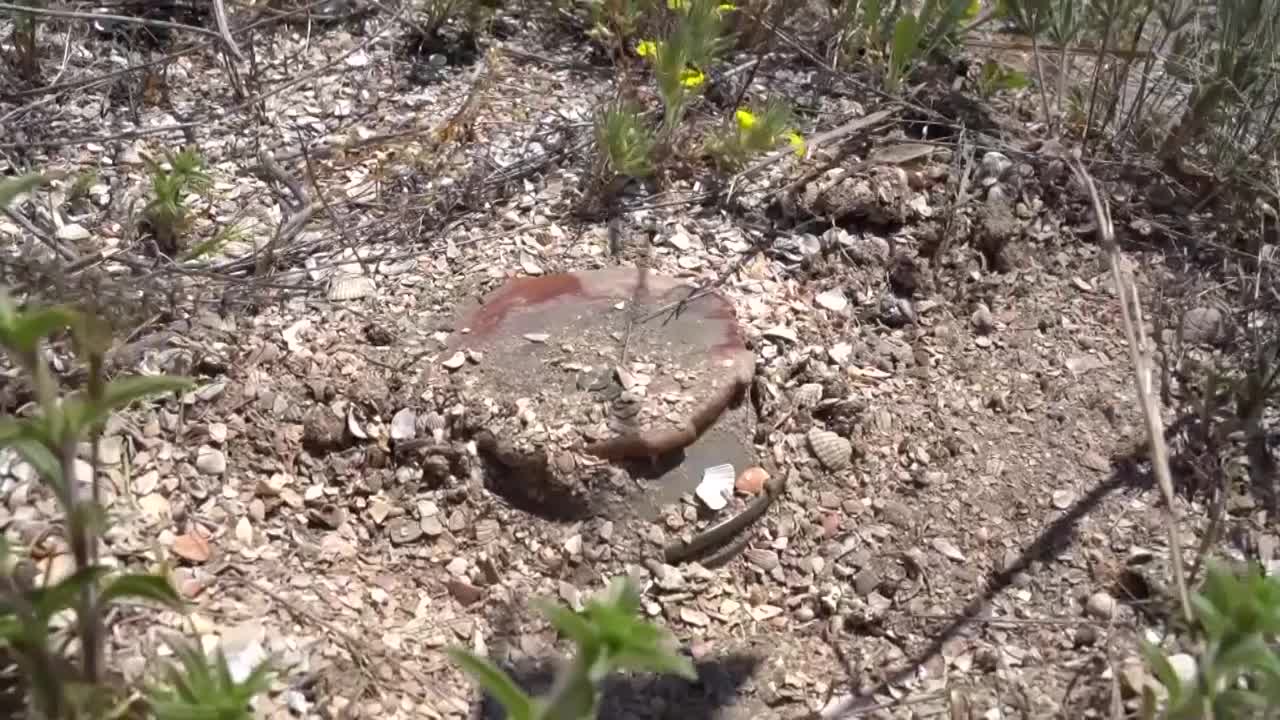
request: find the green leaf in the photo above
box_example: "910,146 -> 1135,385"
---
99,572 -> 185,610
0,605 -> 21,635
29,564 -> 113,622
8,437 -> 64,491
0,305 -> 80,355
446,648 -> 534,720
102,375 -> 193,412
539,601 -> 600,649
1142,640 -> 1184,701
58,375 -> 191,438
889,13 -> 921,88
148,642 -> 271,720
0,173 -> 51,211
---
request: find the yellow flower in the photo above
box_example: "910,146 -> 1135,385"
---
635,39 -> 658,57
667,0 -> 686,9
679,67 -> 705,88
787,131 -> 805,157
717,2 -> 737,11
735,109 -> 756,130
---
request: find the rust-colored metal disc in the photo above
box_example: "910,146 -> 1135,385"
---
431,268 -> 756,517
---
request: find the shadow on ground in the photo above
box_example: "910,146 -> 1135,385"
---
821,453 -> 1158,718
467,652 -> 763,720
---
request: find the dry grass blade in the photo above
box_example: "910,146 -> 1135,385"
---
1069,152 -> 1193,627
212,0 -> 246,63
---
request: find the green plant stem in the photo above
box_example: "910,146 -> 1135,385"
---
61,430 -> 101,686
537,651 -> 601,720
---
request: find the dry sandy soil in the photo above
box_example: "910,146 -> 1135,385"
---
0,3 -> 1275,719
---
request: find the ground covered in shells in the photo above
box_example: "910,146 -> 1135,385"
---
1,2 -> 1276,719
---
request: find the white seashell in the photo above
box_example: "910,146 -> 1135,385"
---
763,326 -> 798,343
328,273 -> 375,300
695,463 -> 735,511
391,408 -> 417,441
795,383 -> 824,408
808,428 -> 851,471
815,289 -> 848,312
442,352 -> 466,370
346,408 -> 368,440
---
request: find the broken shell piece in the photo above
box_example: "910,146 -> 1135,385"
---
329,274 -> 375,301
696,463 -> 735,511
347,408 -> 368,440
390,408 -> 416,441
442,352 -> 466,370
795,383 -> 824,408
422,411 -> 446,442
763,326 -> 799,343
815,289 -> 848,312
808,428 -> 852,471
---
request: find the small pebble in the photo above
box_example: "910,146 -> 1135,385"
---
195,446 -> 226,475
1085,591 -> 1117,620
971,304 -> 994,334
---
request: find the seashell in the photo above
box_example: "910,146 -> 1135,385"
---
328,273 -> 375,300
696,463 -> 735,511
422,410 -> 446,442
808,428 -> 851,471
442,352 -> 466,370
744,548 -> 779,572
815,289 -> 848,312
391,408 -> 417,441
795,383 -> 824,408
475,519 -> 500,544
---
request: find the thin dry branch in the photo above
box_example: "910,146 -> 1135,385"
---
0,2 -> 224,40
212,0 -> 246,63
1069,152 -> 1194,627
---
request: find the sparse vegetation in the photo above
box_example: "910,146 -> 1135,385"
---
142,148 -> 211,257
828,0 -> 980,89
705,99 -> 803,170
594,100 -> 658,185
9,1 -> 1280,717
3,0 -> 42,82
448,577 -> 696,720
1142,561 -> 1280,719
0,175 -> 271,719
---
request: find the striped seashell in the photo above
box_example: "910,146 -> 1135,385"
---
808,428 -> 852,471
328,273 -> 375,300
475,518 -> 500,544
795,382 -> 824,408
744,548 -> 780,572
422,411 -> 446,442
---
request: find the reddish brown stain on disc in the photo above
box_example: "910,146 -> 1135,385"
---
465,274 -> 586,338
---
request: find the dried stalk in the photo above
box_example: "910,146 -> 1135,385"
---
1069,152 -> 1194,627
212,0 -> 246,63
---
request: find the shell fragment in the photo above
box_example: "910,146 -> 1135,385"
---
696,463 -> 736,511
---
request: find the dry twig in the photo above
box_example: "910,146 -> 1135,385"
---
1069,152 -> 1194,626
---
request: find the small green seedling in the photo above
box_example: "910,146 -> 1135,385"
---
147,640 -> 274,720
595,101 -> 659,180
976,59 -> 1030,98
1143,561 -> 1280,718
143,148 -> 212,254
449,577 -> 696,720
